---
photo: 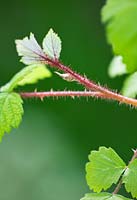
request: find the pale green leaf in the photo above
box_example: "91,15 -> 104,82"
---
123,159 -> 137,198
108,56 -> 127,78
86,147 -> 126,192
121,72 -> 137,98
81,192 -> 132,200
0,92 -> 23,140
1,64 -> 52,92
102,0 -> 137,72
42,28 -> 62,59
15,33 -> 45,65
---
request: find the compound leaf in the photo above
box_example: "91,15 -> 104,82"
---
121,72 -> 137,98
86,147 -> 126,192
1,64 -> 52,92
42,28 -> 62,59
0,92 -> 23,140
102,0 -> 137,72
123,159 -> 137,198
81,192 -> 132,200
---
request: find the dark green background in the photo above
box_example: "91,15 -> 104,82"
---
0,1 -> 136,199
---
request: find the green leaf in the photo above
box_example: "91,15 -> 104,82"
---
108,56 -> 127,78
86,147 -> 126,192
81,192 -> 132,200
123,159 -> 137,198
0,92 -> 23,140
1,64 -> 52,92
102,0 -> 137,72
121,72 -> 137,98
42,28 -> 62,59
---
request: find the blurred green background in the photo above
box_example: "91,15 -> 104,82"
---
0,0 -> 136,199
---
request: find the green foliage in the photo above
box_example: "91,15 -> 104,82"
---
0,29 -> 61,139
102,0 -> 137,72
108,56 -> 127,78
83,147 -> 137,200
1,64 -> 52,92
0,93 -> 23,140
123,159 -> 137,198
121,72 -> 137,98
86,147 -> 126,192
81,193 -> 132,200
42,28 -> 62,59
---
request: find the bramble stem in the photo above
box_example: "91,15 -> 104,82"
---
113,179 -> 123,195
113,149 -> 137,195
38,56 -> 137,107
20,91 -> 107,99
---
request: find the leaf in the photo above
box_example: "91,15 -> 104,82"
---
15,33 -> 45,65
0,92 -> 23,140
102,0 -> 137,72
1,64 -> 52,92
81,192 -> 132,200
86,147 -> 126,192
123,159 -> 137,198
42,28 -> 62,59
121,72 -> 137,98
108,56 -> 127,78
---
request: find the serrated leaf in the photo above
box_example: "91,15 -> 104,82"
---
121,72 -> 137,98
1,64 -> 52,92
15,33 -> 45,65
81,192 -> 132,200
86,147 -> 126,192
0,92 -> 24,140
42,28 -> 62,59
123,159 -> 137,198
108,56 -> 127,78
102,0 -> 137,72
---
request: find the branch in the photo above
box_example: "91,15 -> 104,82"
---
38,55 -> 137,107
20,91 -> 107,99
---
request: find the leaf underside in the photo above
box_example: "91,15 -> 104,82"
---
81,192 -> 132,200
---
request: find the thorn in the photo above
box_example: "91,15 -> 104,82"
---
84,74 -> 87,79
34,88 -> 37,92
40,96 -> 44,101
71,96 -> 75,99
50,88 -> 53,92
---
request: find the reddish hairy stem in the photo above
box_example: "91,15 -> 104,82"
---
40,56 -> 137,107
20,91 -> 106,99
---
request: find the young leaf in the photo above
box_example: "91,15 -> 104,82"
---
0,92 -> 23,140
1,64 -> 52,92
86,147 -> 126,192
15,33 -> 45,65
42,28 -> 62,59
81,192 -> 132,200
121,72 -> 137,98
123,159 -> 137,198
108,56 -> 127,78
102,0 -> 137,72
